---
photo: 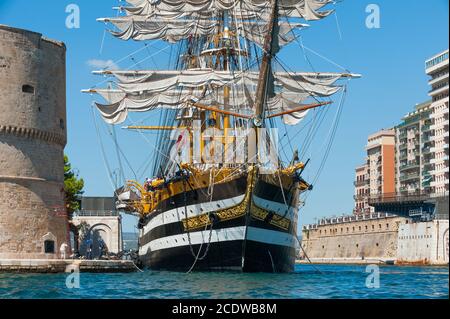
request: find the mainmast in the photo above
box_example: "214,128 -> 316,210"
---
253,0 -> 279,128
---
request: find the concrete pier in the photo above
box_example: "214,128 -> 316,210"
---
0,259 -> 137,273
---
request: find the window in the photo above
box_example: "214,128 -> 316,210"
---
22,84 -> 35,94
60,119 -> 65,130
44,240 -> 55,254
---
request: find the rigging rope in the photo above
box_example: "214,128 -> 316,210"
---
90,101 -> 119,192
303,83 -> 348,204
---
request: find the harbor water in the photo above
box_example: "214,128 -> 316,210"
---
0,264 -> 448,299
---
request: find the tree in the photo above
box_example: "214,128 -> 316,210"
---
64,155 -> 85,216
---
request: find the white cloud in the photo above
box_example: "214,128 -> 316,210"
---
86,59 -> 119,70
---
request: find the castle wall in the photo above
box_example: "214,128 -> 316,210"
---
301,217 -> 449,265
397,220 -> 449,265
0,25 -> 68,259
301,217 -> 406,262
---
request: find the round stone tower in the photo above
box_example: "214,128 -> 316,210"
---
0,25 -> 68,259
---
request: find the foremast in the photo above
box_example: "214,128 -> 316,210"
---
253,0 -> 279,128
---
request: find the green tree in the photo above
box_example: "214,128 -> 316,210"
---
64,155 -> 84,216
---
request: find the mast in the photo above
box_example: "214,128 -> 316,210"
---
253,0 -> 279,128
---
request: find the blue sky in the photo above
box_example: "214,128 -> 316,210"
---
1,0 -> 449,233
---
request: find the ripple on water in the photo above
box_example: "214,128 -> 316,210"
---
0,265 -> 448,299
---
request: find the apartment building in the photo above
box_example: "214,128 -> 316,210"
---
395,101 -> 433,193
354,164 -> 370,214
426,49 -> 449,195
354,129 -> 396,214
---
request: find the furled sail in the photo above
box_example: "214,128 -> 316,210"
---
237,22 -> 307,52
105,16 -> 307,50
103,0 -> 334,48
96,69 -> 346,96
108,18 -> 220,42
85,0 -> 359,131
88,70 -> 353,125
119,0 -> 333,21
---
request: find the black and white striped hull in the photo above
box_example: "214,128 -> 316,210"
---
137,176 -> 300,273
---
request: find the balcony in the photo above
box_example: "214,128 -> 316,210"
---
422,179 -> 432,187
400,162 -> 420,171
400,173 -> 420,182
429,85 -> 449,97
422,170 -> 432,177
432,167 -> 449,175
428,72 -> 449,86
431,119 -> 449,130
354,180 -> 366,187
353,194 -> 368,201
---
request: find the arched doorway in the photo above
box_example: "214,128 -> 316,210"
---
88,224 -> 112,259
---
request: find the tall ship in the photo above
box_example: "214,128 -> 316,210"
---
84,0 -> 359,272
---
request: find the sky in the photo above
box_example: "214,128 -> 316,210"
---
1,0 -> 449,233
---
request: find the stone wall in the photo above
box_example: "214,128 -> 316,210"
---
397,219 -> 449,265
0,25 -> 68,259
301,217 -> 406,261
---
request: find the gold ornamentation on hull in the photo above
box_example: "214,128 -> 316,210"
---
181,166 -> 293,232
182,186 -> 251,231
250,204 -> 291,231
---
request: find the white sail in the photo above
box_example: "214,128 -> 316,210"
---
108,18 -> 220,42
84,0 -> 358,129
96,69 -> 347,96
92,84 -> 317,125
238,21 -> 307,52
103,15 -> 307,53
120,0 -> 333,21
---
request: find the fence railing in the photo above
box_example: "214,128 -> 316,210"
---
73,210 -> 119,217
368,191 -> 448,204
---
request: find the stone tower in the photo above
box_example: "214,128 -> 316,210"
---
0,25 -> 68,259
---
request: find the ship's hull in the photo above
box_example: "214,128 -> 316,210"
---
137,173 -> 300,273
